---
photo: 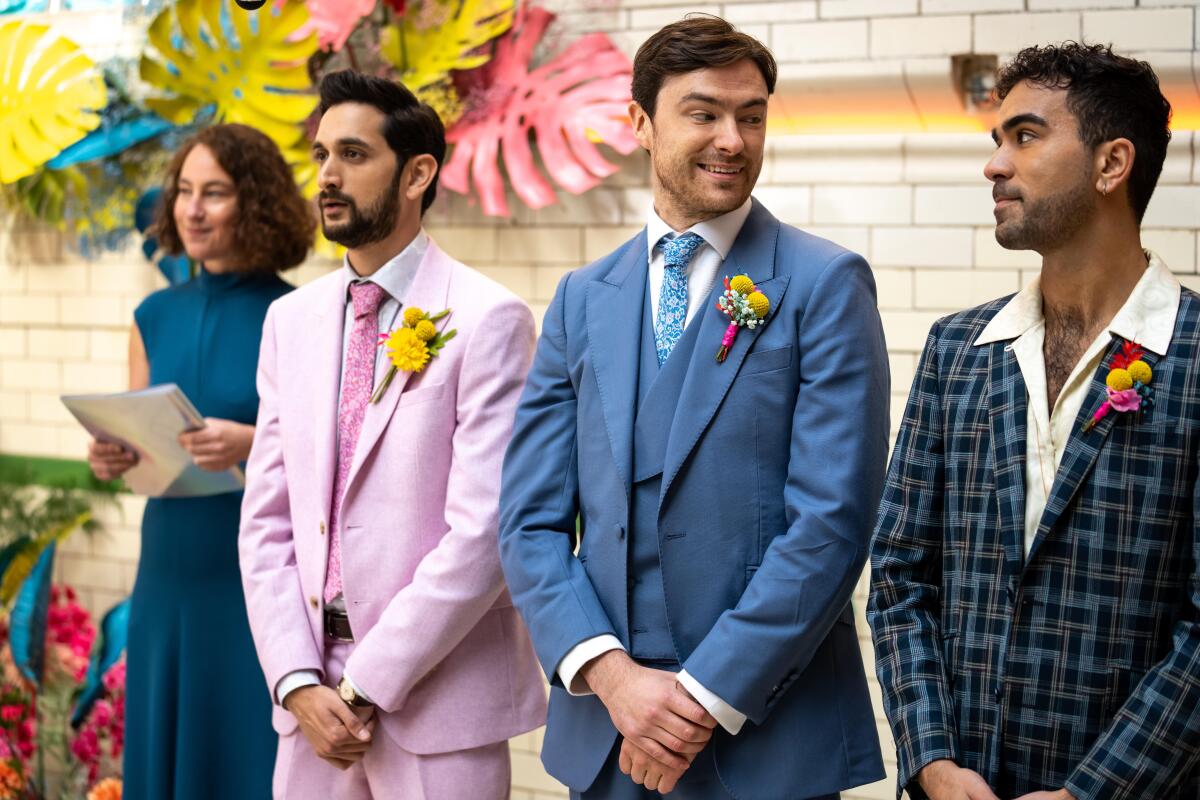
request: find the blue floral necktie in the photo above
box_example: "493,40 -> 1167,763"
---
655,232 -> 704,365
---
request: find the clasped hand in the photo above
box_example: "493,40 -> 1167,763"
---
284,685 -> 376,770
919,760 -> 1076,800
582,651 -> 718,794
177,417 -> 253,471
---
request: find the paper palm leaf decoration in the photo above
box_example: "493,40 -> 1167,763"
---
441,6 -> 638,218
139,0 -> 318,150
299,0 -> 375,53
380,0 -> 514,125
0,21 -> 106,184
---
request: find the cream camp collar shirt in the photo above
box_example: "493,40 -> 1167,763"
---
973,252 -> 1180,558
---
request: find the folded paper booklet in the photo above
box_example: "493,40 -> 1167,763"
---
61,384 -> 245,498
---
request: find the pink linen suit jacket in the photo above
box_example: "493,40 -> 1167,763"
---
238,239 -> 547,759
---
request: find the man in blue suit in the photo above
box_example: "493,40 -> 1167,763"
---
499,15 -> 889,799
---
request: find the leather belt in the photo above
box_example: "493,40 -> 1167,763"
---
324,608 -> 354,642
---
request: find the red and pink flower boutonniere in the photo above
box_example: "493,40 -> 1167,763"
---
1081,340 -> 1154,433
715,274 -> 770,362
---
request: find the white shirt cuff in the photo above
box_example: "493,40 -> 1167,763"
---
341,669 -> 374,704
677,669 -> 747,735
275,669 -> 320,706
557,635 -> 624,695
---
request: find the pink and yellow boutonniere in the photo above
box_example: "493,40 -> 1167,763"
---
715,274 -> 770,363
370,306 -> 456,404
1081,340 -> 1154,433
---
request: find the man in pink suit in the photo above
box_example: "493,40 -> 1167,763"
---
239,70 -> 546,798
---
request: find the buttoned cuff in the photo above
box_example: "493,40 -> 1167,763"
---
557,635 -> 625,695
677,669 -> 746,735
276,669 -> 320,706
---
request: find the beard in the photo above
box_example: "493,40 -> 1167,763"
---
995,172 -> 1095,253
320,168 -> 403,249
650,145 -> 760,222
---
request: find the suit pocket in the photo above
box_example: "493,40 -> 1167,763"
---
398,382 -> 447,407
739,345 -> 792,376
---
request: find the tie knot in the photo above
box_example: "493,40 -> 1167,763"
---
349,281 -> 386,319
659,232 -> 705,270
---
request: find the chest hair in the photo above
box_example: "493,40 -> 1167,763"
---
1043,306 -> 1104,412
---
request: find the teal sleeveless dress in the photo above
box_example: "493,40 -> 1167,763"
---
124,267 -> 291,799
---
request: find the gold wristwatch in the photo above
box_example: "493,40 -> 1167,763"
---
336,676 -> 374,708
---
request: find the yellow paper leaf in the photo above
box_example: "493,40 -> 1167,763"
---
0,22 -> 105,185
139,0 -> 319,154
381,0 -> 514,92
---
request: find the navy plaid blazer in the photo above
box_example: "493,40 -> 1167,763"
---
869,289 -> 1200,800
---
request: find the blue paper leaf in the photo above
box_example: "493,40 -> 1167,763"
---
10,543 -> 55,689
71,598 -> 129,728
47,116 -> 174,169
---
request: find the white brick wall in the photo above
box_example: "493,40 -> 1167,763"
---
1,2 -> 1197,798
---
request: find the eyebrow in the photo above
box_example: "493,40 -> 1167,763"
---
990,112 -> 1049,144
177,178 -> 233,189
678,92 -> 768,110
312,137 -> 373,152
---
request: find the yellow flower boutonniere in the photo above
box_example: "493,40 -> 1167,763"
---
370,306 -> 456,404
715,274 -> 770,362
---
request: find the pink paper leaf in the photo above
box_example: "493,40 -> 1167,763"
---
442,6 -> 638,217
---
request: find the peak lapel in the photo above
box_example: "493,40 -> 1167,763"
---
343,244 -> 451,496
1027,339 -> 1158,564
586,233 -> 649,503
986,341 -> 1028,576
660,201 -> 785,506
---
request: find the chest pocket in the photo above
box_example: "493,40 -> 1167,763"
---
740,345 -> 792,377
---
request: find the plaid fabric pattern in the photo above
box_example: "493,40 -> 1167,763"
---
869,290 -> 1200,800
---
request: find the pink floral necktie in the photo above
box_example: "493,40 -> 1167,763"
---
325,281 -> 386,603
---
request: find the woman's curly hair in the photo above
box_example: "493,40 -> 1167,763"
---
154,123 -> 316,273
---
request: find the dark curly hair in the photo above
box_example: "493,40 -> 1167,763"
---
632,14 -> 777,120
154,123 -> 316,272
996,42 -> 1171,223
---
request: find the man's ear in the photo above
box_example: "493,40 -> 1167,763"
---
403,154 -> 439,203
1095,137 -> 1135,200
629,101 -> 653,152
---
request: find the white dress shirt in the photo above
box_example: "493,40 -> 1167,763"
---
557,199 -> 754,736
973,251 -> 1179,556
275,232 -> 429,707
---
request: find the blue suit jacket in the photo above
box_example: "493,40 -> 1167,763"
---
499,200 -> 890,798
869,291 -> 1200,799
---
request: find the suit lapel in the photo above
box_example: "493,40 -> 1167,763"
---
986,341 -> 1029,576
586,234 -> 648,504
660,202 -> 787,506
343,243 -> 451,496
1027,338 -> 1160,564
312,276 -> 346,530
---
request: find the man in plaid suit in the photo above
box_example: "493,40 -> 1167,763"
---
870,44 -> 1200,800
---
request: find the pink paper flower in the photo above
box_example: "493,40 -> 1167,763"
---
1106,387 -> 1142,413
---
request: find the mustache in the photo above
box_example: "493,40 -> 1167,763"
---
319,189 -> 355,205
992,184 -> 1021,202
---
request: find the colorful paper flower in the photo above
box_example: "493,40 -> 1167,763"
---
1082,340 -> 1154,433
0,21 -> 106,184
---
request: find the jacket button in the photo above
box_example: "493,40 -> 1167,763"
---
319,521 -> 326,535
994,682 -> 1003,700
309,596 -> 319,609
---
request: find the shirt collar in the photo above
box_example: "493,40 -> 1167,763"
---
973,250 -> 1180,356
341,230 -> 429,303
645,198 -> 753,262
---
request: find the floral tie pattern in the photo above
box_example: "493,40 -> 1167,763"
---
655,232 -> 704,366
324,281 -> 387,603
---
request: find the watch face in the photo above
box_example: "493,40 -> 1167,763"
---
339,681 -> 355,703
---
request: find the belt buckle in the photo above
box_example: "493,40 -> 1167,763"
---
324,609 -> 354,642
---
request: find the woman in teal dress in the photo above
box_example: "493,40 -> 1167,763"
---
86,124 -> 315,799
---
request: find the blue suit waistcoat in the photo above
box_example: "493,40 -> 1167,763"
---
499,200 -> 891,798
